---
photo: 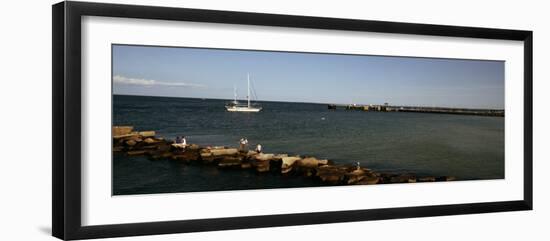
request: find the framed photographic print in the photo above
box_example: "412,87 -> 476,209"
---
52,1 -> 533,240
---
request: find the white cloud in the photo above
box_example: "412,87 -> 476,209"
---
113,75 -> 206,88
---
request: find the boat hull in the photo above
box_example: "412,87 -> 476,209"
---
225,106 -> 262,112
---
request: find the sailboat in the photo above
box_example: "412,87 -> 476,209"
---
225,74 -> 262,112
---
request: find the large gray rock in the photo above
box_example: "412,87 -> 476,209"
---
211,148 -> 239,156
435,176 -> 456,182
390,174 -> 416,183
138,131 -> 156,138
317,165 -> 348,185
113,126 -> 133,136
187,144 -> 200,150
254,160 -> 270,172
251,155 -> 272,172
114,133 -> 140,140
199,151 -> 216,163
281,156 -> 301,174
127,135 -> 143,142
282,156 -> 301,167
143,137 -> 159,144
125,140 -> 137,146
253,153 -> 275,161
317,159 -> 329,166
345,169 -> 367,184
218,156 -> 243,168
355,175 -> 380,185
417,176 -> 436,182
172,149 -> 201,162
296,157 -> 328,168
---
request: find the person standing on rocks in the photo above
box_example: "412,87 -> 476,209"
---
239,138 -> 245,151
172,135 -> 187,151
181,136 -> 187,146
255,143 -> 262,153
239,137 -> 249,151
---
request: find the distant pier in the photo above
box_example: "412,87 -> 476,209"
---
327,103 -> 504,117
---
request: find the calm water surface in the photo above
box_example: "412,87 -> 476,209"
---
113,95 -> 504,195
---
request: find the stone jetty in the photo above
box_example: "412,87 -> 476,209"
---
113,126 -> 456,186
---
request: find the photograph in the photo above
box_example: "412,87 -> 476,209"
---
0,0 -> 541,240
111,44 -> 505,195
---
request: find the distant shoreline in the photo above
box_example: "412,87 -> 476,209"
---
113,94 -> 332,106
113,94 -> 505,111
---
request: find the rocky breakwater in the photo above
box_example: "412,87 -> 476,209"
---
113,126 -> 457,186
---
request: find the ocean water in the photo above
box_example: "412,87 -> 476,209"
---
113,95 -> 504,195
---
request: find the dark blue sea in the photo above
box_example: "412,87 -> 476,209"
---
113,95 -> 504,195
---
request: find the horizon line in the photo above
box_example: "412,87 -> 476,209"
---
112,94 -> 505,110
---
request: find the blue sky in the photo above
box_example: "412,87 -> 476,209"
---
112,44 -> 504,109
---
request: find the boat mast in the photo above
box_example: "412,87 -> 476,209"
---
247,73 -> 251,108
233,85 -> 237,104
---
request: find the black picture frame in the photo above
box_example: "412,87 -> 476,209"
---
52,1 -> 533,240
